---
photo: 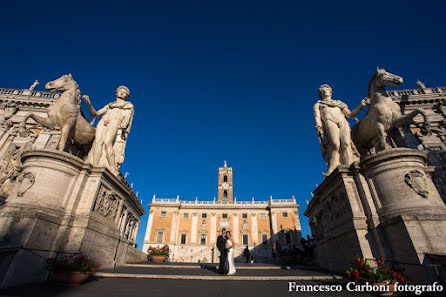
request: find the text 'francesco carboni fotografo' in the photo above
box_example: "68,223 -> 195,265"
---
288,282 -> 444,295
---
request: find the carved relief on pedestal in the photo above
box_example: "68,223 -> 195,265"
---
93,185 -> 121,220
16,172 -> 35,197
405,169 -> 429,198
0,142 -> 33,199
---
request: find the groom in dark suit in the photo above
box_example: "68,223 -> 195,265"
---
216,228 -> 229,274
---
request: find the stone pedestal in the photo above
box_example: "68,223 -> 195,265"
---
305,148 -> 446,283
0,150 -> 146,288
361,148 -> 445,220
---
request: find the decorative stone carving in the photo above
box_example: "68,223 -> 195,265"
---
200,220 -> 207,232
0,102 -> 18,120
313,84 -> 367,176
405,170 -> 429,198
82,86 -> 133,175
241,219 -> 248,232
16,172 -> 35,197
352,68 -> 431,155
0,142 -> 32,197
93,186 -> 121,219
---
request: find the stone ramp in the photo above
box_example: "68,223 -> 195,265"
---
97,262 -> 341,281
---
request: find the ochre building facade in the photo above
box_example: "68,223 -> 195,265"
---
143,162 -> 302,263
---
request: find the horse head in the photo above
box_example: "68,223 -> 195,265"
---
45,73 -> 78,92
367,67 -> 403,98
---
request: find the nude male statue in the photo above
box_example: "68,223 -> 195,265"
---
313,84 -> 368,176
82,86 -> 134,175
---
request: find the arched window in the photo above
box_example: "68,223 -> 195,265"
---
224,175 -> 228,182
224,190 -> 228,198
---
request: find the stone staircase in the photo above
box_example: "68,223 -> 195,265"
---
96,262 -> 342,281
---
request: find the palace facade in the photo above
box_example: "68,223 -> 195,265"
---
143,161 -> 302,263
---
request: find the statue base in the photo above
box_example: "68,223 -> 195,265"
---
305,148 -> 446,283
0,150 -> 146,288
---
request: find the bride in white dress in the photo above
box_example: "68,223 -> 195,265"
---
225,231 -> 236,275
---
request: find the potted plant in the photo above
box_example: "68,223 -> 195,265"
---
46,253 -> 102,286
345,257 -> 406,296
147,245 -> 170,263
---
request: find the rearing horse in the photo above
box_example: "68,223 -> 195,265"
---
352,67 -> 431,155
19,74 -> 95,152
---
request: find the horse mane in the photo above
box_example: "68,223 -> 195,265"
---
367,71 -> 378,99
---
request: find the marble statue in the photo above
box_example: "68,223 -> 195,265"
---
352,68 -> 431,155
82,86 -> 134,175
416,80 -> 427,89
19,74 -> 95,152
313,84 -> 368,176
28,80 -> 39,91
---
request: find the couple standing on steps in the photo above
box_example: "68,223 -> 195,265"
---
216,228 -> 236,275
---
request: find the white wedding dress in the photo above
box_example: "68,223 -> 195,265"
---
226,239 -> 236,275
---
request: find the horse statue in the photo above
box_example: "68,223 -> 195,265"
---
19,74 -> 96,153
352,67 -> 431,155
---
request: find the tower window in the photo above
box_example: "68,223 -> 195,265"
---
181,234 -> 187,244
224,190 -> 228,198
224,175 -> 228,182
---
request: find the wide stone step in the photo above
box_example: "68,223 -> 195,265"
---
97,263 -> 341,281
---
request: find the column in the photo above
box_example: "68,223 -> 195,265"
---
190,213 -> 198,244
132,222 -> 139,242
170,210 -> 179,244
232,213 -> 239,244
271,211 -> 278,242
210,213 -> 217,244
251,213 -> 258,245
144,209 -> 154,243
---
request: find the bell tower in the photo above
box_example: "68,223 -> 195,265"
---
217,161 -> 233,203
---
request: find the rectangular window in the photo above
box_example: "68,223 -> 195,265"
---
260,213 -> 266,220
242,213 -> 248,219
160,211 -> 167,217
156,232 -> 163,243
183,213 -> 189,219
282,212 -> 288,218
222,213 -> 228,219
202,213 -> 207,219
243,234 -> 249,245
200,234 -> 206,245
181,234 -> 187,244
262,234 -> 268,245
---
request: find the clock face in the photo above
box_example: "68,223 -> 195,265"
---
222,182 -> 229,190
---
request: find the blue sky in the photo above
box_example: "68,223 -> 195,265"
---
1,0 -> 445,250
